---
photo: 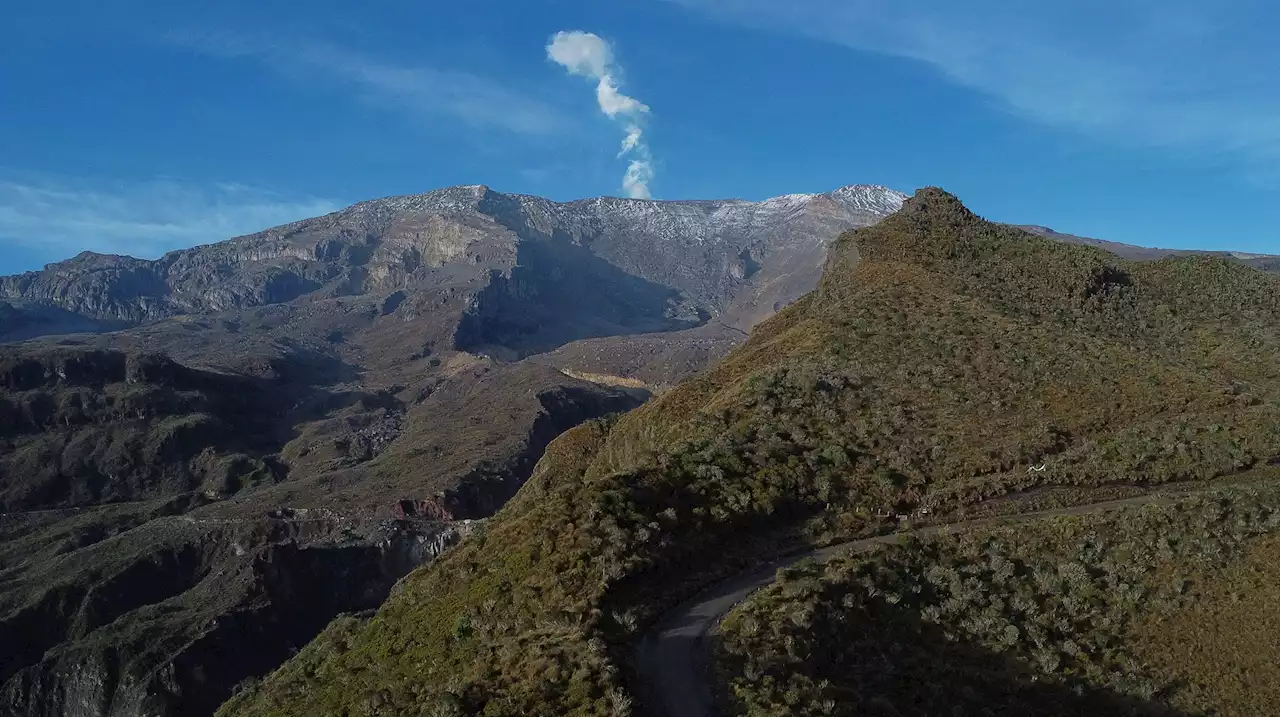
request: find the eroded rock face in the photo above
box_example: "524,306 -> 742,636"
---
0,184 -> 907,344
0,347 -> 295,510
0,347 -> 641,717
0,511 -> 473,717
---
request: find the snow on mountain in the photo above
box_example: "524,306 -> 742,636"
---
326,183 -> 907,248
0,182 -> 908,338
825,184 -> 909,216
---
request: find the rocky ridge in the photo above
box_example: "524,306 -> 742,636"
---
0,184 -> 907,340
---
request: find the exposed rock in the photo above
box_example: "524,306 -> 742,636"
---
0,184 -> 907,345
0,349 -> 638,717
0,509 -> 473,717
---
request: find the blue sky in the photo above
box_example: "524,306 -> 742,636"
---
2,0 -> 1278,273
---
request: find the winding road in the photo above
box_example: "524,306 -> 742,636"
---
634,492 -> 1184,717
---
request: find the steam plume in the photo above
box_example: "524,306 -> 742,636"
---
547,31 -> 655,199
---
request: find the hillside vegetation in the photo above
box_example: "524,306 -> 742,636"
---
221,188 -> 1280,716
716,478 -> 1280,717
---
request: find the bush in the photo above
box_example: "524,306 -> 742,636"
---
717,483 -> 1280,716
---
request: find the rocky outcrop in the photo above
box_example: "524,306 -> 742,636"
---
405,382 -> 648,520
452,239 -> 704,357
0,347 -> 298,511
0,512 -> 472,717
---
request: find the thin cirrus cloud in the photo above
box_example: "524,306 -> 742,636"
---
665,0 -> 1280,167
174,32 -> 568,136
547,31 -> 656,199
0,177 -> 340,265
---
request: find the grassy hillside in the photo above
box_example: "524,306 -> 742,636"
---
221,188 -> 1280,717
716,478 -> 1280,717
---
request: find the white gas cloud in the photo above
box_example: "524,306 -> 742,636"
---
619,125 -> 643,155
547,31 -> 655,199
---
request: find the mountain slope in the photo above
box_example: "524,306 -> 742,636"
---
716,481 -> 1280,717
0,346 -> 640,717
221,188 -> 1280,717
0,184 -> 907,717
0,184 -> 907,345
4,183 -> 1275,717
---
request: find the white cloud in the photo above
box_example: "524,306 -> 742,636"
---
0,177 -> 340,263
546,30 -> 613,79
619,125 -> 644,155
175,32 -> 567,136
547,31 -> 656,199
665,0 -> 1280,165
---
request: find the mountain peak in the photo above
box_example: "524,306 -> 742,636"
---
61,251 -> 148,270
822,184 -> 909,216
820,187 -> 1017,292
899,186 -> 972,216
830,183 -> 907,197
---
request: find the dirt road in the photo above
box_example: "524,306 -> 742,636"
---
634,492 -> 1183,717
